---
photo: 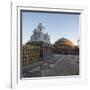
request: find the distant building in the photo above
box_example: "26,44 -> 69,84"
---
53,38 -> 75,54
30,23 -> 50,44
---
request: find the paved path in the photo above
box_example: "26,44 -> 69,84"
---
42,55 -> 79,76
22,54 -> 79,77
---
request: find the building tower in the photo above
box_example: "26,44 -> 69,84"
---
30,23 -> 50,44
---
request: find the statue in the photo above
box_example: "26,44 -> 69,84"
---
33,29 -> 37,35
37,23 -> 45,31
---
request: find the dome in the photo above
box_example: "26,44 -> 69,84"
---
56,37 -> 74,47
58,37 -> 68,42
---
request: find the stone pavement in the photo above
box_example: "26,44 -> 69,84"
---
22,54 -> 79,77
41,55 -> 79,76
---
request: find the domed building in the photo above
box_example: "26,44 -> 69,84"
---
53,38 -> 75,54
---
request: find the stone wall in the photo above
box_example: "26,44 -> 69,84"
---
22,41 -> 52,66
22,44 -> 41,66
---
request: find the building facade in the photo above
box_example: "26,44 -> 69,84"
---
22,23 -> 52,66
22,44 -> 41,66
53,38 -> 76,54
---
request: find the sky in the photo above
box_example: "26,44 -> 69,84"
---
22,11 -> 80,45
